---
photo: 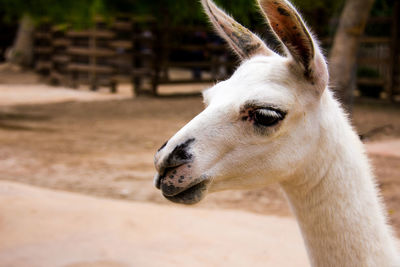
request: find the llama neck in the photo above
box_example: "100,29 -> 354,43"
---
281,93 -> 399,267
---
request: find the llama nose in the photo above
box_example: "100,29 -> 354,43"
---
156,138 -> 195,171
154,138 -> 196,188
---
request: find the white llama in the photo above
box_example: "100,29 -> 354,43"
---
153,0 -> 400,266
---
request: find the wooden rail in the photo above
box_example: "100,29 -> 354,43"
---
32,12 -> 399,101
34,17 -> 133,92
131,22 -> 237,96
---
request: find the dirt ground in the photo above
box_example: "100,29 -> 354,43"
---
0,181 -> 309,267
0,82 -> 399,236
0,65 -> 399,237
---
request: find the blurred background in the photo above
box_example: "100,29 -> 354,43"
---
0,0 -> 398,101
0,0 -> 399,266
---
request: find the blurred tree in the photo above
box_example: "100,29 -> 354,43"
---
7,14 -> 34,67
329,0 -> 376,112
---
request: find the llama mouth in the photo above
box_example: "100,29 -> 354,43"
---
162,180 -> 209,205
154,163 -> 210,204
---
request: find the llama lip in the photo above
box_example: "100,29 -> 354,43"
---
163,180 -> 209,205
157,163 -> 210,204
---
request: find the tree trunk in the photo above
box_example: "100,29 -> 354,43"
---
328,0 -> 375,113
7,14 -> 35,68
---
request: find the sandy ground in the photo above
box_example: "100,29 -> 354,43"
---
0,69 -> 399,266
1,92 -> 399,221
0,84 -> 131,106
0,181 -> 309,267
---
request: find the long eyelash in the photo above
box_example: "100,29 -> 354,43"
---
240,106 -> 287,125
242,101 -> 286,114
256,109 -> 282,119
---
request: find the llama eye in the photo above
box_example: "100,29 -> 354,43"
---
253,108 -> 284,127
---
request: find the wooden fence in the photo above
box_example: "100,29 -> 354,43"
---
33,17 -> 236,95
34,18 -> 132,92
33,12 -> 400,101
354,4 -> 400,101
131,23 -> 237,95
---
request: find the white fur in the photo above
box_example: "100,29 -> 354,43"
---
154,0 -> 400,265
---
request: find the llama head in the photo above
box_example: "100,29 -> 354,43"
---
154,0 -> 329,204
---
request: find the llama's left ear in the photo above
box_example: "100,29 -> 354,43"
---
258,0 -> 328,88
201,0 -> 274,59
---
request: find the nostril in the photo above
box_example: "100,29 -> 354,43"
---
158,140 -> 168,152
166,138 -> 195,166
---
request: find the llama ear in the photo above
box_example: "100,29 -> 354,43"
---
201,0 -> 274,59
258,0 -> 326,82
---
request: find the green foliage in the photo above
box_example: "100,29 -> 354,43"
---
371,0 -> 393,16
0,0 -> 107,28
0,0 -> 392,31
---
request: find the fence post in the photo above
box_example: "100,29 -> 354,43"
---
111,15 -> 133,94
89,28 -> 97,91
33,22 -> 52,77
131,17 -> 157,96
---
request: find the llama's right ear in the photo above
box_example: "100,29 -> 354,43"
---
201,0 -> 274,59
